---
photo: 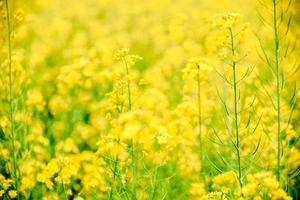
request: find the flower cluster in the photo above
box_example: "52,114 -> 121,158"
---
0,0 -> 298,199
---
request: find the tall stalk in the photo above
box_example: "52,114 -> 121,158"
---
229,28 -> 243,189
5,0 -> 19,193
123,58 -> 132,112
272,0 -> 281,182
150,166 -> 158,200
122,56 -> 137,200
109,156 -> 119,200
196,64 -> 203,162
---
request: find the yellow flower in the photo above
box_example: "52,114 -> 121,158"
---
14,8 -> 24,22
189,182 -> 206,197
37,171 -> 54,190
8,190 -> 17,199
114,48 -> 130,61
242,183 -> 257,196
156,126 -> 170,145
213,13 -> 242,29
253,196 -> 262,200
48,95 -> 70,116
0,174 -> 5,182
2,179 -> 13,190
183,58 -> 212,81
201,192 -> 227,200
26,89 -> 46,111
20,176 -> 35,192
0,190 -> 4,197
212,171 -> 238,194
114,48 -> 142,66
271,189 -> 292,200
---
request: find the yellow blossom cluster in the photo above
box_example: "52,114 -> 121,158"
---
0,0 -> 299,199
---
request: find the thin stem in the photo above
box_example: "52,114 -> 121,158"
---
109,155 -> 119,200
5,0 -> 19,193
61,177 -> 68,200
123,58 -> 132,111
272,0 -> 281,182
196,64 -> 203,164
229,28 -> 243,189
122,57 -> 136,199
150,166 -> 158,200
130,142 -> 137,200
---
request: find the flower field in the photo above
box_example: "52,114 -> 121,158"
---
0,0 -> 299,199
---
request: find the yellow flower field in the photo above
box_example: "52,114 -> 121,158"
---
0,0 -> 299,199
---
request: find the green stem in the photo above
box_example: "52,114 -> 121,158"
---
122,57 -> 136,199
272,0 -> 281,182
229,28 -> 243,189
61,177 -> 68,200
109,155 -> 119,200
150,167 -> 158,200
123,58 -> 132,111
130,141 -> 137,200
196,65 -> 203,165
5,0 -> 19,194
